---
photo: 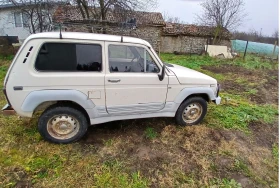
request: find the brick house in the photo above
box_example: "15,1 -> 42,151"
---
161,23 -> 231,54
53,6 -> 231,54
53,6 -> 165,51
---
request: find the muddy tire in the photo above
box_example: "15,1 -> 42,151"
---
175,97 -> 207,126
38,105 -> 88,144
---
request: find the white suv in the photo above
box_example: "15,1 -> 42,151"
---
2,32 -> 221,143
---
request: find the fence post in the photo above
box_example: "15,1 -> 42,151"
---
243,40 -> 249,60
272,40 -> 278,57
206,38 -> 209,53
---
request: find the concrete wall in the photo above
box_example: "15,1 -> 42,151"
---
0,9 -> 30,43
160,35 -> 231,54
206,45 -> 233,58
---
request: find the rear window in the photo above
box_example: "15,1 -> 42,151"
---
35,43 -> 102,72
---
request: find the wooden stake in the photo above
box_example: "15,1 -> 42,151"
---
243,40 -> 249,60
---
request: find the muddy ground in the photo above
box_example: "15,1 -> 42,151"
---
202,64 -> 278,105
77,64 -> 278,187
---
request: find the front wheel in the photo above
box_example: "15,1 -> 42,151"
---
175,97 -> 207,126
38,105 -> 88,144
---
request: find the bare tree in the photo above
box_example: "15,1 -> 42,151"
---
162,11 -> 184,24
71,0 -> 158,21
10,0 -> 60,33
232,29 -> 279,45
196,0 -> 247,30
272,30 -> 279,40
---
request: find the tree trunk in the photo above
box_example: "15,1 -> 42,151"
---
77,0 -> 86,19
99,0 -> 106,34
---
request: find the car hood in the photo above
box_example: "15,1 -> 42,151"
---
166,63 -> 217,85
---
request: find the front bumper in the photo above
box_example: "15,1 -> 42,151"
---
215,96 -> 221,105
2,104 -> 16,115
214,84 -> 221,105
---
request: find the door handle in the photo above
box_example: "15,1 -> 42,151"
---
108,79 -> 121,83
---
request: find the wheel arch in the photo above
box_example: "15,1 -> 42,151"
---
21,90 -> 95,120
39,101 -> 91,123
174,87 -> 216,105
183,93 -> 210,103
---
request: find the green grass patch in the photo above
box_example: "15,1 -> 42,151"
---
233,159 -> 252,177
96,160 -> 149,187
245,88 -> 258,95
272,143 -> 279,159
144,127 -> 158,139
209,178 -> 242,188
160,53 -> 277,70
160,53 -> 218,70
206,93 -> 278,132
0,66 -> 8,83
0,55 -> 14,61
232,55 -> 277,70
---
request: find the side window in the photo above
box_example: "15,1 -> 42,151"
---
108,44 -> 159,73
35,43 -> 102,72
109,45 -> 134,59
145,51 -> 160,73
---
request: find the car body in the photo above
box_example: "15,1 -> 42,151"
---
2,32 -> 221,143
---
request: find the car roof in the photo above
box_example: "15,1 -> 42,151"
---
26,32 -> 151,47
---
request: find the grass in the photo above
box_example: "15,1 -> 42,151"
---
209,178 -> 242,188
233,159 -> 252,177
144,127 -> 157,139
0,55 -> 14,61
161,53 -> 278,70
161,53 -> 217,70
207,93 -> 278,132
272,143 -> 279,159
0,53 -> 278,187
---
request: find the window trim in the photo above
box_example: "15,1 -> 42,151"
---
108,44 -> 160,74
34,42 -> 103,72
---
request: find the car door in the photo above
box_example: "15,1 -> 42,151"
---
105,42 -> 168,115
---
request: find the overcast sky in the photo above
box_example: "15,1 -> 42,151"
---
155,0 -> 279,36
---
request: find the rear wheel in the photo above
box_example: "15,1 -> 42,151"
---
38,105 -> 88,144
175,97 -> 207,126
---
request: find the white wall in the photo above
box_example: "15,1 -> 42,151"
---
0,9 -> 31,43
205,45 -> 233,58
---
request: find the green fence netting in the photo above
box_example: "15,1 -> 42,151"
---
231,40 -> 279,56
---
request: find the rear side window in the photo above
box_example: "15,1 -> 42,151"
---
35,43 -> 102,72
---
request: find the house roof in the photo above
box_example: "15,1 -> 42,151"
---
0,1 -> 63,10
53,5 -> 165,26
0,3 -> 20,9
163,22 -> 231,39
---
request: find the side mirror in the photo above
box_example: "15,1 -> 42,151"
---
158,64 -> 166,81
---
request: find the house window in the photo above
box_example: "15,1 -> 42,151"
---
14,12 -> 22,27
14,12 -> 29,27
